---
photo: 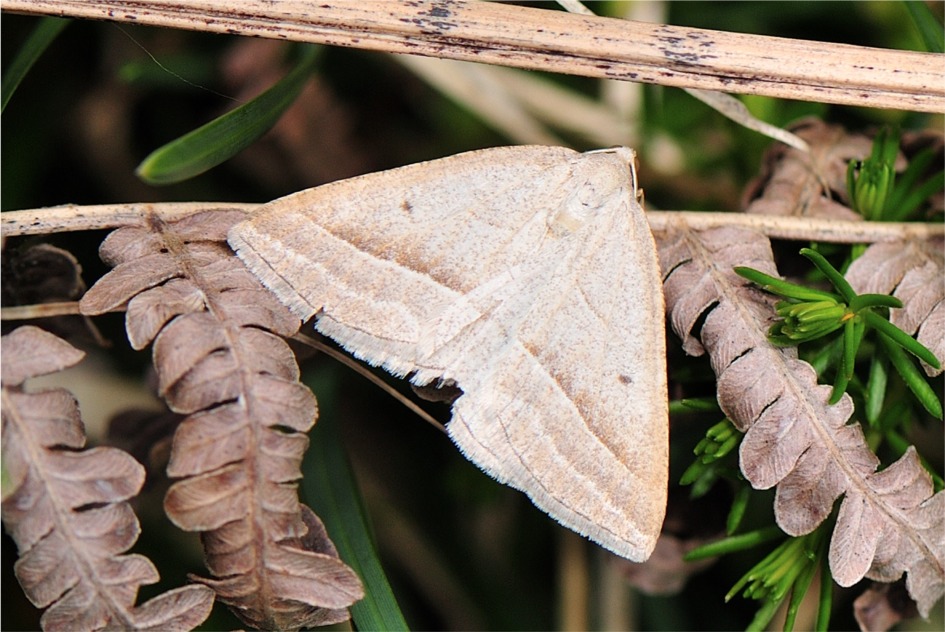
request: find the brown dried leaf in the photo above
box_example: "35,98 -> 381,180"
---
197,506 -> 360,630
659,225 -> 781,359
122,585 -> 222,632
0,243 -> 99,349
80,210 -> 363,630
1,326 -> 215,631
0,325 -> 85,388
0,244 -> 85,306
657,225 -> 944,616
846,237 -> 945,376
854,580 -> 920,632
742,118 -> 882,220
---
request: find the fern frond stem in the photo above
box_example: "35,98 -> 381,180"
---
0,301 -> 82,320
294,334 -> 449,435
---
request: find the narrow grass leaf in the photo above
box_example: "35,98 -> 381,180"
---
904,0 -> 945,53
733,266 -> 839,302
726,486 -> 752,535
865,310 -> 941,369
815,553 -> 833,631
2,17 -> 70,113
301,368 -> 409,632
865,353 -> 888,426
888,169 -> 945,221
136,46 -> 319,184
799,248 -> 857,302
877,330 -> 944,419
685,525 -> 783,561
783,531 -> 825,631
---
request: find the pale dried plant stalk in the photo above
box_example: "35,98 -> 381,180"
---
4,203 -> 943,245
5,0 -> 942,112
395,55 -> 587,146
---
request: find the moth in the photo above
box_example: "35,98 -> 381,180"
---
228,146 -> 667,561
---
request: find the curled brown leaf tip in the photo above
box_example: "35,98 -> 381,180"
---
743,118 -> 879,220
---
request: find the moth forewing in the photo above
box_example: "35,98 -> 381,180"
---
228,145 -> 668,561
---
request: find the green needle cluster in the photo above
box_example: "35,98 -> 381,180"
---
846,126 -> 943,226
736,249 -> 941,416
846,126 -> 899,221
680,418 -> 741,498
774,299 -> 850,344
692,418 -> 740,464
728,536 -> 812,602
726,528 -> 831,632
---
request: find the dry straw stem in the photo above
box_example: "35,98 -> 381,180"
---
5,0 -> 943,113
3,203 -> 944,245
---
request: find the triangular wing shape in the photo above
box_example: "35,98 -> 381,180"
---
229,146 -> 667,560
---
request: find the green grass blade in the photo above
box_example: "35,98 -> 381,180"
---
848,293 -> 902,312
864,310 -> 941,369
883,146 -> 935,215
136,46 -> 319,184
747,597 -> 784,632
877,330 -> 944,419
888,169 -> 945,221
904,0 -> 945,52
782,556 -> 817,632
301,368 -> 410,631
670,397 -> 722,414
830,317 -> 864,404
799,248 -> 857,302
733,266 -> 840,302
2,17 -> 70,113
726,485 -> 751,535
865,352 -> 889,426
815,551 -> 833,631
685,525 -> 783,561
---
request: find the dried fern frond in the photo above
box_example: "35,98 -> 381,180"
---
658,225 -> 944,617
79,210 -> 364,631
742,118 -> 881,220
1,325 -> 215,631
846,237 -> 945,376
